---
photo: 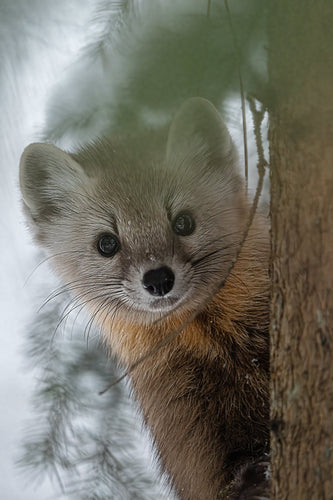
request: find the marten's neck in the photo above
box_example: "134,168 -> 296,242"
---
131,302 -> 269,499
102,229 -> 270,499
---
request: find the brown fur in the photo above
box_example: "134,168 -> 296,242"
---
101,223 -> 270,500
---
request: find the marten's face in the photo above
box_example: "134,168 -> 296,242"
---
19,98 -> 245,325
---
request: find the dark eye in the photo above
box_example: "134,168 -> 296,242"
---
97,233 -> 120,257
172,212 -> 195,236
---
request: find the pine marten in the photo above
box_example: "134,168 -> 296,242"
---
19,98 -> 270,499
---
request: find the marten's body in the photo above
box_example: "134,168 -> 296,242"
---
20,98 -> 270,499
111,232 -> 270,500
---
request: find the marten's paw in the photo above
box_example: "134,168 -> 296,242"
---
220,456 -> 270,499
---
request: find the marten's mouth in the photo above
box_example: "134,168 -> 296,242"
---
147,295 -> 180,311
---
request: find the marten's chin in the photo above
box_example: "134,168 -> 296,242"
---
143,294 -> 181,311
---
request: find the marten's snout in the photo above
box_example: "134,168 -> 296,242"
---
142,266 -> 175,297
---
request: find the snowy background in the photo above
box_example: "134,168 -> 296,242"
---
0,2 -> 95,498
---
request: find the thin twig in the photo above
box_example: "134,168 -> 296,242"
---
247,94 -> 268,171
224,0 -> 248,189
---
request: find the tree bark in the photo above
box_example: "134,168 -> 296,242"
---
268,1 -> 333,498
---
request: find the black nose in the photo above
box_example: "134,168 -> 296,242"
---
142,266 -> 175,297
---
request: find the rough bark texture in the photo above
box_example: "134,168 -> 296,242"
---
269,2 -> 333,499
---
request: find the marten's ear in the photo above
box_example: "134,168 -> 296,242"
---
19,143 -> 88,220
166,97 -> 235,169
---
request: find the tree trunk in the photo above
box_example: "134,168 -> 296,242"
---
268,1 -> 333,498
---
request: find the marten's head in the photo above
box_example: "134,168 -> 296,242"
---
20,98 -> 246,327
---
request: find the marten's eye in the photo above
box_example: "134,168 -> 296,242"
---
97,233 -> 120,257
172,212 -> 195,236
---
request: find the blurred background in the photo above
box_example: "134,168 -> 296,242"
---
0,2 -> 91,497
